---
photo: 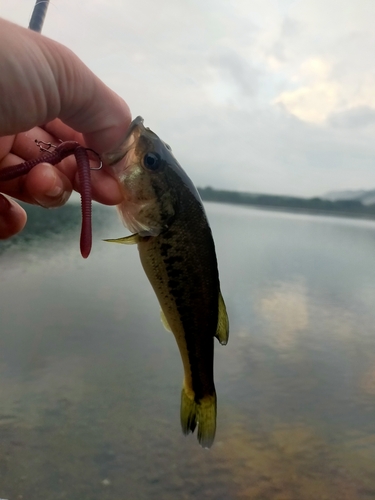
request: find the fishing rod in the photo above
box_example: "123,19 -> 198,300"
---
28,0 -> 50,33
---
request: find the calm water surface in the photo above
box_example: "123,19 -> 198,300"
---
1,202 -> 375,499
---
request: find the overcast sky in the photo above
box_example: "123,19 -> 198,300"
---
3,0 -> 375,196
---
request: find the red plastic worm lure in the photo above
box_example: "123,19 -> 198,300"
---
0,140 -> 101,258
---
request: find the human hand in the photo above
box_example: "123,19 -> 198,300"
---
0,18 -> 131,239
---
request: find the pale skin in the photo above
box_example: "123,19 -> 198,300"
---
0,18 -> 132,239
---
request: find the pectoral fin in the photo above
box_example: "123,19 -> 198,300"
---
215,292 -> 229,345
160,309 -> 172,332
103,234 -> 140,245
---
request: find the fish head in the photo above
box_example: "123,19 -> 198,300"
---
103,116 -> 199,236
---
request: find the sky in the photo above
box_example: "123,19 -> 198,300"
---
2,0 -> 375,197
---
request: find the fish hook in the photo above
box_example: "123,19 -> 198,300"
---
34,140 -> 103,171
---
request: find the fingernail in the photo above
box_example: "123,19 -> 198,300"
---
35,164 -> 65,198
0,194 -> 27,238
0,193 -> 12,212
32,164 -> 71,207
45,171 -> 64,198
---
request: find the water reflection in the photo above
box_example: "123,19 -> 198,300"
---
1,202 -> 375,499
258,281 -> 309,350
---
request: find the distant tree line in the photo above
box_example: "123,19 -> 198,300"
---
2,189 -> 375,257
198,186 -> 375,217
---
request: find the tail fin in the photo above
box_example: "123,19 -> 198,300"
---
180,388 -> 217,448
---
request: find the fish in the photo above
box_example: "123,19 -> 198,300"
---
102,116 -> 229,448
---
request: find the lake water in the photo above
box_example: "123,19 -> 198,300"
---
1,202 -> 375,499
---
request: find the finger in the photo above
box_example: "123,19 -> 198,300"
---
0,152 -> 71,205
43,119 -> 84,145
42,123 -> 123,205
87,169 -> 123,205
0,193 -> 27,239
2,123 -> 123,206
0,153 -> 73,206
0,135 -> 15,162
11,128 -> 78,183
25,162 -> 72,207
40,43 -> 132,153
0,145 -> 122,206
59,87 -> 132,154
12,127 -> 55,159
0,21 -> 132,154
0,151 -> 34,201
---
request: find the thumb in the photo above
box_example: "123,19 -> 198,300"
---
0,19 -> 132,154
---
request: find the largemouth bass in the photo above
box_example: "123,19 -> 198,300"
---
103,117 -> 229,448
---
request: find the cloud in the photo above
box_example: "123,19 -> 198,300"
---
208,48 -> 260,99
3,0 -> 375,196
273,57 -> 337,123
329,106 -> 375,129
275,82 -> 339,124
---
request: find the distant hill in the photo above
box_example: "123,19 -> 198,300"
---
198,186 -> 375,218
322,189 -> 375,205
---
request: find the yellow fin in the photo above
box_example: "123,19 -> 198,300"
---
180,387 -> 216,449
103,234 -> 140,245
215,292 -> 229,345
160,309 -> 172,332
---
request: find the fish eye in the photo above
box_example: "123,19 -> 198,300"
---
143,152 -> 161,171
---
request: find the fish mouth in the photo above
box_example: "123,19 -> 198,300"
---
102,116 -> 146,167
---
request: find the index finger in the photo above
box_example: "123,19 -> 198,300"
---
43,119 -> 84,146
